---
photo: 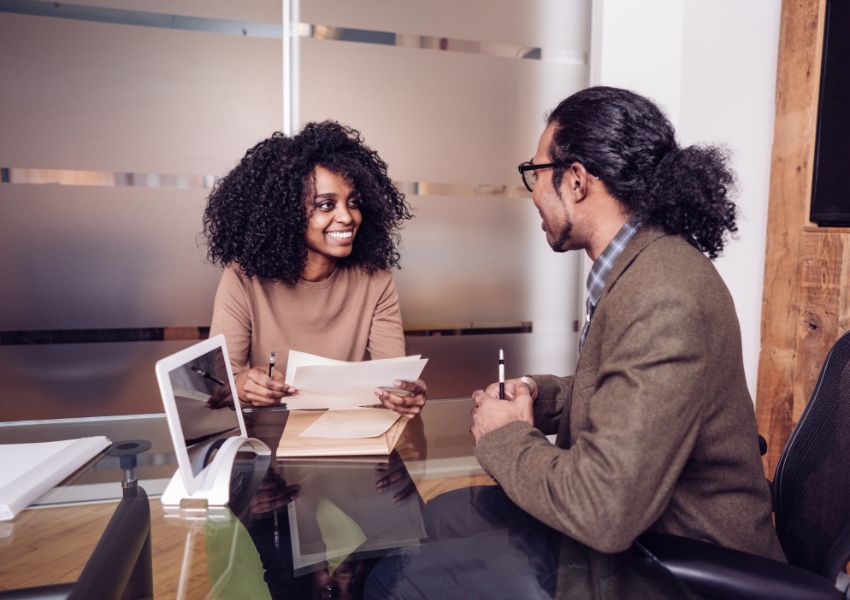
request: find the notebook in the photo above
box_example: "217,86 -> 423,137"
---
277,409 -> 408,458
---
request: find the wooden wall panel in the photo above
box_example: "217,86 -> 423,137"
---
756,0 -> 850,475
792,235 -> 844,418
839,240 -> 850,333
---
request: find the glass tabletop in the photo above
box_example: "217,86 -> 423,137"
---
0,398 -> 496,597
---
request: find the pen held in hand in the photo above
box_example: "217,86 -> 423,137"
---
498,348 -> 505,399
268,351 -> 276,378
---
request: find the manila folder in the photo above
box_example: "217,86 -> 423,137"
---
278,410 -> 408,458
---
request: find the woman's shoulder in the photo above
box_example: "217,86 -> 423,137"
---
218,263 -> 250,287
220,263 -> 293,296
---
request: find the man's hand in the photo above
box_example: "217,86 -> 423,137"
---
235,366 -> 297,406
471,382 -> 534,443
375,379 -> 428,419
483,376 -> 538,401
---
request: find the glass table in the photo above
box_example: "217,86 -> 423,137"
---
0,398 -> 495,598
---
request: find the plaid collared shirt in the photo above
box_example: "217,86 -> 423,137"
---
579,220 -> 641,351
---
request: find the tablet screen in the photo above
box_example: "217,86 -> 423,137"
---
167,346 -> 241,477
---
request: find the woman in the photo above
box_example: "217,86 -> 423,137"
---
203,121 -> 426,417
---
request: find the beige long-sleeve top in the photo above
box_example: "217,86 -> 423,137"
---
209,265 -> 406,379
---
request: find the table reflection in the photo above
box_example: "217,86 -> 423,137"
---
214,451 -> 423,599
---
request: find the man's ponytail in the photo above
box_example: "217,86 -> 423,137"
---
646,145 -> 737,258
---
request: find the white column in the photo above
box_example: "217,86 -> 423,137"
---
588,0 -> 782,399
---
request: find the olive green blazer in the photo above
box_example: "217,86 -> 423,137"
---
476,226 -> 784,598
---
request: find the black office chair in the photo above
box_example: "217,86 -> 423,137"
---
638,331 -> 850,599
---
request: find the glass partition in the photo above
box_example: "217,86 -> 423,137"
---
295,0 -> 590,394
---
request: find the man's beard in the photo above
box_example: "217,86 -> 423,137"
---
550,221 -> 572,252
550,186 -> 573,252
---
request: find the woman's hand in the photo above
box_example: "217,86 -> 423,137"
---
248,471 -> 300,516
375,379 -> 427,419
375,451 -> 417,503
235,366 -> 297,406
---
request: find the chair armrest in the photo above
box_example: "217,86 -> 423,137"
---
69,487 -> 152,600
637,532 -> 842,600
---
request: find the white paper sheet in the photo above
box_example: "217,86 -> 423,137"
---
299,408 -> 401,439
285,350 -> 350,385
284,351 -> 427,410
0,436 -> 112,520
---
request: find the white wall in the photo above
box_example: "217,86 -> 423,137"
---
589,0 -> 781,399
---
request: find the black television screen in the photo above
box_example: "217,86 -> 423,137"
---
810,0 -> 850,226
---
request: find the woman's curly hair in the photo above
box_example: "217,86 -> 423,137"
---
548,87 -> 737,258
203,121 -> 412,283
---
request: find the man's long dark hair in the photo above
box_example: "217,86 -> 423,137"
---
548,87 -> 737,258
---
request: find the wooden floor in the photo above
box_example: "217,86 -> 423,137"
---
0,474 -> 494,597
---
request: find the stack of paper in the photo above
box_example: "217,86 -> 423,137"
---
283,351 -> 428,410
278,409 -> 407,457
275,352 -> 426,457
0,436 -> 112,520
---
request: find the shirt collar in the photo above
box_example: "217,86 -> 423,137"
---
586,219 -> 641,308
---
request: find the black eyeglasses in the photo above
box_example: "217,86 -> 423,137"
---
517,161 -> 569,192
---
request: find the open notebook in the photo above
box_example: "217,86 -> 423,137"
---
277,409 -> 408,458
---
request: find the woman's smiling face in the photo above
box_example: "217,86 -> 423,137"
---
303,165 -> 363,265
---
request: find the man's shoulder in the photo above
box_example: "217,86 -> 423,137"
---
589,229 -> 741,365
627,230 -> 722,285
635,228 -> 709,262
605,229 -> 731,311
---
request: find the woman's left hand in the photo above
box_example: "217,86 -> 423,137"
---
374,379 -> 427,419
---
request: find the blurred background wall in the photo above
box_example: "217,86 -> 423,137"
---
0,1 -> 782,422
0,0 -> 589,420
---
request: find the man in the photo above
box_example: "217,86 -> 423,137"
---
367,87 -> 783,598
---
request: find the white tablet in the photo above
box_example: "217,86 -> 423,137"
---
155,334 -> 261,501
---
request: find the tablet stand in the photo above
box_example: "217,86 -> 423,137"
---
161,436 -> 270,507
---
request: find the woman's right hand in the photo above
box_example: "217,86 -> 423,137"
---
235,366 -> 297,406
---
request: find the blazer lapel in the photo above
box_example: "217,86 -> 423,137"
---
596,225 -> 668,305
573,226 -> 669,375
